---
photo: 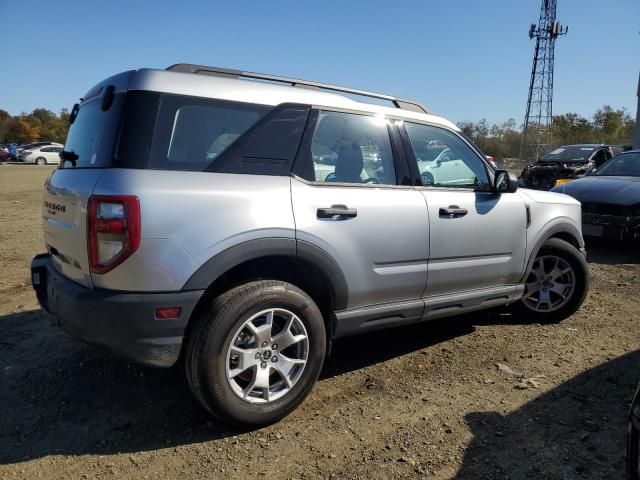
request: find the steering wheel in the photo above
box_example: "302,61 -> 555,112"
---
363,177 -> 380,184
420,171 -> 435,186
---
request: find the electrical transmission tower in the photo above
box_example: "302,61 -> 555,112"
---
519,0 -> 568,162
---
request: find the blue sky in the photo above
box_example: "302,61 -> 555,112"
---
0,0 -> 638,125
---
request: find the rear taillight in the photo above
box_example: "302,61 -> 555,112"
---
88,195 -> 140,274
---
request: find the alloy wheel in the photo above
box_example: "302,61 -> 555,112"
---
225,308 -> 309,404
522,254 -> 575,312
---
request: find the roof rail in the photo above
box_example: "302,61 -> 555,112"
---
166,64 -> 431,115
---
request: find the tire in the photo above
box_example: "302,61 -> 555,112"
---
185,280 -> 326,427
35,157 -> 46,165
420,171 -> 435,185
510,238 -> 589,323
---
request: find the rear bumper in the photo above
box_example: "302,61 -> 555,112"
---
31,253 -> 204,367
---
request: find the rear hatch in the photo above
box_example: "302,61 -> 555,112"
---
43,72 -> 134,288
43,170 -> 104,287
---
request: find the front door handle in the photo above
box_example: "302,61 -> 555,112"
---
439,205 -> 468,217
317,205 -> 358,219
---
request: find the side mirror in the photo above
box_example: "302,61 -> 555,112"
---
494,169 -> 518,193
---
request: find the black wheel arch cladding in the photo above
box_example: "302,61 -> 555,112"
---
181,237 -> 349,311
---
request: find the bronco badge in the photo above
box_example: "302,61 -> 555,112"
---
44,200 -> 65,215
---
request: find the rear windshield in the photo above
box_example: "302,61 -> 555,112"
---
540,146 -> 595,163
62,94 -> 125,168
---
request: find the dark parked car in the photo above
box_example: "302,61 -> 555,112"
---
521,144 -> 623,191
0,145 -> 9,161
628,384 -> 640,479
552,150 -> 640,240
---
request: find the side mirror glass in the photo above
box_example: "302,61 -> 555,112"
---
494,169 -> 518,193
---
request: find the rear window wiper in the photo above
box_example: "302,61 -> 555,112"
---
59,150 -> 78,167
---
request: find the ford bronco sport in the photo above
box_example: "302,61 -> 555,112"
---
31,64 -> 589,426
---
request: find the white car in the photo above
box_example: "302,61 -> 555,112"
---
21,144 -> 63,165
417,147 -> 488,186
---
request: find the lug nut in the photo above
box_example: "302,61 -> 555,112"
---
261,341 -> 268,348
255,352 -> 261,360
271,356 -> 278,362
272,344 -> 278,350
261,362 -> 267,369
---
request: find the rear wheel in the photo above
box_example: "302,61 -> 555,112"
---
185,280 -> 326,427
511,238 -> 588,323
35,157 -> 46,165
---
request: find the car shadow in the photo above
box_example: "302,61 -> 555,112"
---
2,307 -> 635,478
0,309 -> 219,465
455,349 -> 639,479
0,309 -> 476,464
474,192 -> 500,215
585,237 -> 639,265
322,316 -> 475,379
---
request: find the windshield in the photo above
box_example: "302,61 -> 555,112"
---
595,152 -> 640,176
540,146 -> 596,163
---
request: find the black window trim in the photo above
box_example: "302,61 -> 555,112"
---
111,90 -> 161,170
290,107 -> 413,189
204,101 -> 310,176
398,119 -> 495,192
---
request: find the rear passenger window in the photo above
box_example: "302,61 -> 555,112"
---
297,111 -> 396,185
149,96 -> 269,171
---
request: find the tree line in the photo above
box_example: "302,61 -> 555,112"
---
458,105 -> 635,159
0,108 -> 70,145
0,104 -> 635,158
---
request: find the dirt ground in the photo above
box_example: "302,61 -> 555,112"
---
1,164 -> 639,479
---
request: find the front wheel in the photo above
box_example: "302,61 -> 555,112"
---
35,157 -> 46,165
511,238 -> 589,323
184,280 -> 326,427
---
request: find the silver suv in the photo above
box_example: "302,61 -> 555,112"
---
31,64 -> 589,426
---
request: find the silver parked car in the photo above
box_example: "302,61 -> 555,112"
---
21,144 -> 63,164
31,64 -> 589,426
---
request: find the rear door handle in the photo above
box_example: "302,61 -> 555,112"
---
317,205 -> 358,219
439,205 -> 468,217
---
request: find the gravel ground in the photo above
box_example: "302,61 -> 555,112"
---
1,164 -> 639,479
